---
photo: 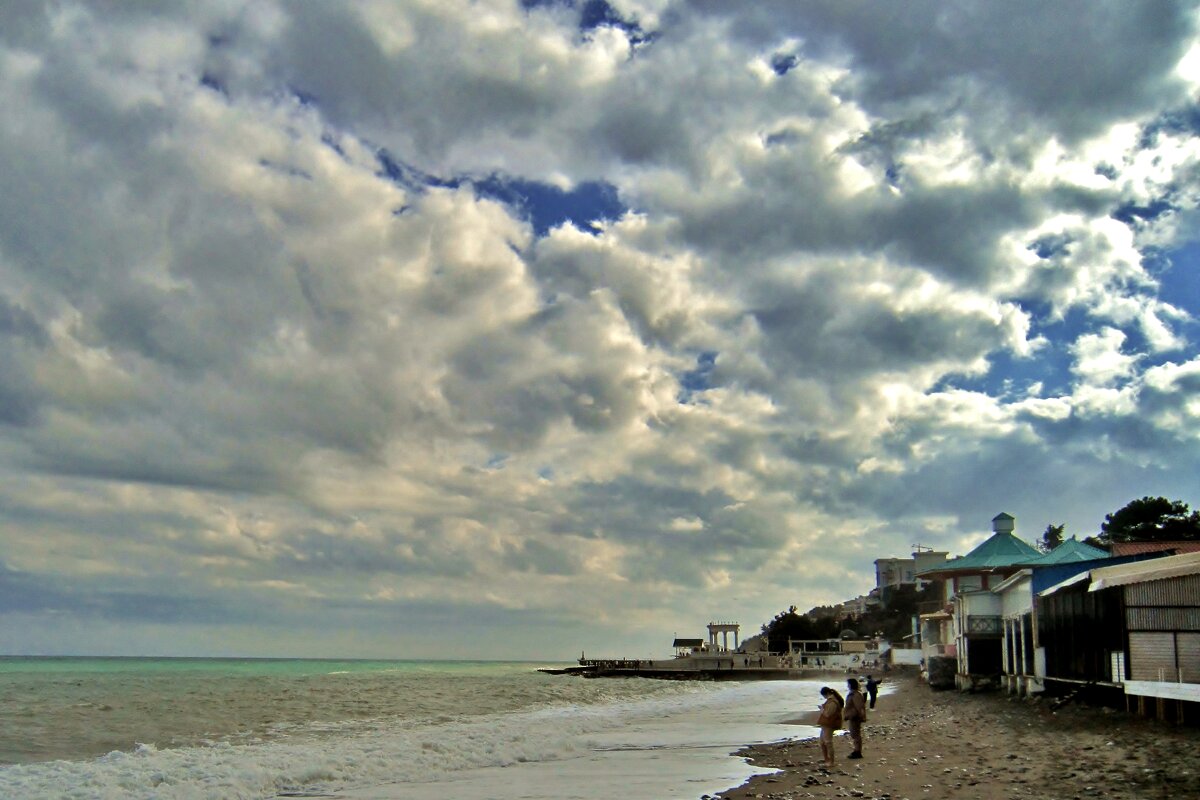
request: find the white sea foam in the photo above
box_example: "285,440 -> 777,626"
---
0,678 -> 824,800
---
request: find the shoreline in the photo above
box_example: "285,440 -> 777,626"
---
714,672 -> 1200,800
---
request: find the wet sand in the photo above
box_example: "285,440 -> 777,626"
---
713,672 -> 1200,800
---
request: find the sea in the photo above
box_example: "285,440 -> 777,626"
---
0,657 -> 824,800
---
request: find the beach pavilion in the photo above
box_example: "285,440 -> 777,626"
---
916,513 -> 1040,689
991,537 -> 1112,696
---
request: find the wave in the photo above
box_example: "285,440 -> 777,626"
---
0,676 -> 818,800
0,678 -> 739,799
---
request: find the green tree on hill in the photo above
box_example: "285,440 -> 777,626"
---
852,582 -> 941,642
1099,496 -> 1200,543
761,606 -> 840,653
761,581 -> 943,653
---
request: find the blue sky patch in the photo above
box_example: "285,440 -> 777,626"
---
1029,232 -> 1073,260
376,149 -> 451,192
771,54 -> 799,76
678,351 -> 718,403
1112,198 -> 1175,227
1139,102 -> 1200,147
1156,240 -> 1200,318
524,0 -> 655,45
472,176 -> 624,237
932,306 -> 1089,398
580,0 -> 644,38
199,73 -> 227,96
374,151 -> 625,235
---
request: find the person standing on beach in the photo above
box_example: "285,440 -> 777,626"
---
816,686 -> 844,768
865,675 -> 881,709
844,678 -> 867,759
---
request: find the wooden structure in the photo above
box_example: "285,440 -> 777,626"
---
1039,551 -> 1200,721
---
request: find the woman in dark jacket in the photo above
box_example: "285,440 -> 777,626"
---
844,678 -> 867,759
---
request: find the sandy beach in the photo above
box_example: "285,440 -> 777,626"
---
715,672 -> 1200,800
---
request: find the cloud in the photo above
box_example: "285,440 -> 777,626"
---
1,1 -> 1199,658
1071,328 -> 1140,386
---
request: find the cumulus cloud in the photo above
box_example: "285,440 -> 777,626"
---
1,0 -> 1198,658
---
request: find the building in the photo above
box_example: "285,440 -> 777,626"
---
1039,551 -> 1200,719
787,637 -> 887,670
836,594 -> 879,617
917,512 -> 1041,689
875,548 -> 949,591
992,537 -> 1111,696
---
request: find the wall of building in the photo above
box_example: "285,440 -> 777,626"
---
1039,582 -> 1124,684
1124,573 -> 1200,685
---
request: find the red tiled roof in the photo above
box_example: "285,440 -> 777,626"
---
1110,541 -> 1200,555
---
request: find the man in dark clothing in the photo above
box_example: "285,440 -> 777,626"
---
865,675 -> 881,709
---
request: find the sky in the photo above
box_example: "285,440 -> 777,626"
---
1,1 -> 1199,661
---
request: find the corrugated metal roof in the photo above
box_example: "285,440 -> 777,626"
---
1110,541 -> 1200,555
1020,537 -> 1110,566
1089,551 -> 1200,592
918,531 -> 1040,576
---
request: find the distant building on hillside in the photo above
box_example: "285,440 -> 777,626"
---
836,594 -> 879,617
875,547 -> 949,591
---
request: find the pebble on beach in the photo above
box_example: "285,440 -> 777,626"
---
715,674 -> 1200,800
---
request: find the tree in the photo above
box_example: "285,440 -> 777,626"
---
1099,496 -> 1200,543
1039,523 -> 1065,552
761,606 -> 815,653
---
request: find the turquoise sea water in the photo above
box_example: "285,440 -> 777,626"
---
0,656 -> 817,799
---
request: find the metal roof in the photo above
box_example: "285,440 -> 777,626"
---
917,531 -> 1040,576
1088,551 -> 1200,591
672,638 -> 704,647
1038,551 -> 1200,596
1110,540 -> 1200,556
1019,537 -> 1110,566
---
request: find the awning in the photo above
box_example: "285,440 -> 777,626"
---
1088,551 -> 1200,592
919,611 -> 951,621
